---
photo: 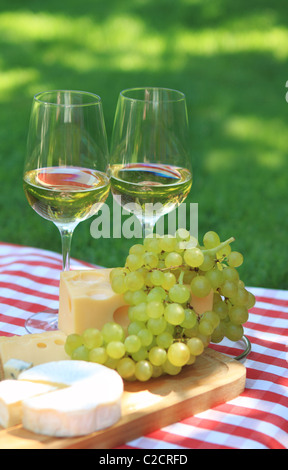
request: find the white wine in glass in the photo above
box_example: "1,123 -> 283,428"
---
109,87 -> 192,237
23,90 -> 110,333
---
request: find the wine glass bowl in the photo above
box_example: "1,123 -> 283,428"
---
109,87 -> 192,237
23,90 -> 109,332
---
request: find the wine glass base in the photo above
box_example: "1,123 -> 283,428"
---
216,335 -> 251,362
25,310 -> 59,334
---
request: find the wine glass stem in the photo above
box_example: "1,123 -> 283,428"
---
142,217 -> 157,238
59,227 -> 74,272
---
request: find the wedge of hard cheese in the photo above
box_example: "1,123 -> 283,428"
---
18,360 -> 124,437
0,380 -> 56,428
0,331 -> 69,380
58,269 -> 128,335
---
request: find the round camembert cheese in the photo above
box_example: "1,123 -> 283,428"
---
18,361 -> 124,437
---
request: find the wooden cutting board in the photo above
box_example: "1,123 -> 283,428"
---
0,348 -> 246,449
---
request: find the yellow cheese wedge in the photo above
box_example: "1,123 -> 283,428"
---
58,269 -> 128,335
0,380 -> 56,428
19,360 -> 124,437
0,331 -> 69,380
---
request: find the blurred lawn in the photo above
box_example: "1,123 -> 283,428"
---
0,0 -> 287,288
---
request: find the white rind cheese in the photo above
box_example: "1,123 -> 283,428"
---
19,361 -> 124,437
0,380 -> 56,428
22,381 -> 122,437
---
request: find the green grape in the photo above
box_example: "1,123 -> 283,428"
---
246,291 -> 256,309
162,358 -> 182,376
123,290 -> 134,305
147,286 -> 166,302
129,244 -> 145,256
131,346 -> 148,362
197,333 -> 211,348
150,270 -> 165,286
167,342 -> 190,367
126,253 -> 144,271
82,328 -> 103,350
125,271 -> 145,291
183,269 -> 197,284
104,357 -> 119,369
186,354 -> 196,365
199,254 -> 215,271
71,345 -> 90,361
65,334 -> 83,357
228,251 -> 243,268
198,319 -> 214,336
223,266 -> 239,282
152,365 -> 164,378
190,275 -> 212,297
161,272 -> 176,290
109,267 -> 126,282
180,308 -> 198,329
165,252 -> 183,268
211,323 -> 225,343
148,346 -> 167,366
159,235 -> 177,252
176,228 -> 191,241
221,280 -> 238,299
146,300 -> 165,319
124,334 -> 142,353
129,302 -> 148,322
138,328 -> 153,347
203,231 -> 220,248
147,316 -> 167,335
127,320 -> 146,335
134,360 -> 153,381
229,305 -> 249,325
111,274 -> 127,294
89,347 -> 108,364
144,251 -> 159,268
184,247 -> 204,267
231,287 -> 249,307
225,323 -> 244,342
213,300 -> 229,319
205,268 -> 224,288
131,289 -> 148,305
143,237 -> 162,254
117,357 -> 136,379
156,331 -> 174,349
102,322 -> 124,343
216,243 -> 231,259
169,284 -> 191,304
106,341 -> 126,359
186,337 -> 204,356
201,311 -> 220,329
164,303 -> 185,325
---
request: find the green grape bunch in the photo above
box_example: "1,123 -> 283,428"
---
65,230 -> 255,382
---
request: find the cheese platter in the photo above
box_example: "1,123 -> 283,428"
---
0,348 -> 246,449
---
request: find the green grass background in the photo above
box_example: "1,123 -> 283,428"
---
0,0 -> 287,289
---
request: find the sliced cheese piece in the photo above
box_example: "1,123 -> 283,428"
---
0,331 -> 69,379
58,269 -> 128,335
0,380 -> 56,428
19,360 -> 123,437
190,289 -> 214,315
4,359 -> 33,380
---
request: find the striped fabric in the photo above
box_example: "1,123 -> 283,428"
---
0,242 -> 287,449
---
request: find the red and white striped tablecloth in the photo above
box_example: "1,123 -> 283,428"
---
0,242 -> 287,449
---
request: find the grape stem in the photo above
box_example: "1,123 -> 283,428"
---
202,237 -> 235,257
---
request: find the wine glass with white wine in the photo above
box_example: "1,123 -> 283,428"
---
23,90 -> 110,333
109,87 -> 192,238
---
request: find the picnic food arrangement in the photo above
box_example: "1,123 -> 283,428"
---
0,228 -> 255,447
0,88 -> 263,449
